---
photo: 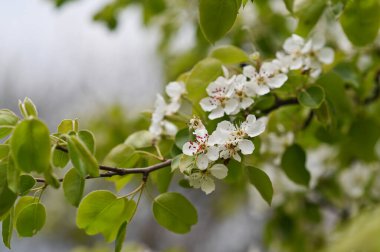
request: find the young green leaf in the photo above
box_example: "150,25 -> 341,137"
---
284,0 -> 294,13
10,118 -> 51,173
0,109 -> 19,139
76,190 -> 128,242
67,135 -> 99,177
78,130 -> 96,154
171,154 -> 181,172
0,163 -> 17,218
16,203 -> 46,237
124,130 -> 153,149
7,157 -> 20,194
175,128 -> 190,149
2,208 -> 13,249
152,192 -> 197,234
19,175 -> 36,196
281,144 -> 310,187
52,146 -> 69,168
295,0 -> 327,36
115,221 -> 127,252
186,58 -> 223,103
297,86 -> 325,109
63,168 -> 85,207
14,196 -> 36,220
199,0 -> 239,43
210,45 -> 249,64
246,166 -> 273,205
57,119 -> 78,134
19,97 -> 38,118
340,0 -> 380,46
0,144 -> 9,160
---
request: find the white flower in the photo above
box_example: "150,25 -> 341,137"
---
165,81 -> 186,115
149,94 -> 178,139
243,63 -> 288,96
277,34 -> 334,78
199,76 -> 239,119
231,74 -> 256,111
182,128 -> 219,170
209,115 -> 266,161
188,164 -> 228,194
339,162 -> 372,199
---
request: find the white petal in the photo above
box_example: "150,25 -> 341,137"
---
238,139 -> 255,155
253,84 -> 270,96
165,81 -> 186,99
233,153 -> 241,162
206,146 -> 220,161
222,65 -> 229,78
200,98 -> 217,112
220,148 -> 231,159
289,57 -> 303,70
284,35 -> 304,53
317,48 -> 334,64
217,120 -> 236,132
196,153 -> 209,170
243,65 -> 256,78
246,117 -> 267,137
163,121 -> 178,136
201,176 -> 215,194
209,107 -> 225,120
224,98 -> 239,114
267,74 -> 288,88
311,36 -> 325,51
210,164 -> 228,179
182,142 -> 198,156
166,101 -> 181,115
189,173 -> 202,188
260,62 -> 276,75
240,97 -> 254,109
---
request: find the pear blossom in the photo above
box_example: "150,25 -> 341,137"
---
199,76 -> 239,119
277,34 -> 334,78
182,127 -> 219,170
209,115 -> 267,161
188,164 -> 228,194
149,94 -> 178,139
243,63 -> 288,96
230,74 -> 256,112
165,81 -> 186,115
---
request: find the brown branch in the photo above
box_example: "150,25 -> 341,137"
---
35,159 -> 172,183
261,97 -> 298,114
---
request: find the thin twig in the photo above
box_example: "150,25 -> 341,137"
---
261,97 -> 298,114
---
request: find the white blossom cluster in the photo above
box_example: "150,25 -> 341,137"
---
149,81 -> 186,139
181,116 -> 266,194
200,34 -> 334,119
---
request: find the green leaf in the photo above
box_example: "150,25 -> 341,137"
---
284,0 -> 294,13
175,128 -> 190,149
123,199 -> 137,223
210,45 -> 249,64
152,192 -> 197,234
14,196 -> 36,221
43,168 -> 60,189
171,154 -> 181,172
0,109 -> 19,139
103,144 -> 139,168
16,203 -> 46,237
2,208 -> 13,249
10,118 -> 51,173
67,135 -> 99,177
340,0 -> 380,46
246,167 -> 273,205
0,163 -> 17,218
124,130 -> 153,149
52,146 -> 69,168
57,119 -> 78,134
77,190 -> 128,242
63,168 -> 85,207
199,0 -> 239,43
78,130 -> 96,154
295,0 -> 327,36
115,221 -> 127,252
151,167 -> 173,193
18,97 -> 38,118
179,155 -> 195,174
297,85 -> 325,109
281,144 -> 310,187
7,157 -> 20,194
19,175 -> 36,196
0,144 -> 9,160
186,58 -> 223,103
